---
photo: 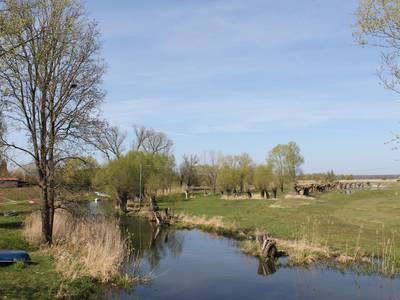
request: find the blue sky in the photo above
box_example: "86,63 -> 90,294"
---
85,0 -> 400,174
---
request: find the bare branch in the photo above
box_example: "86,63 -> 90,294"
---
133,125 -> 173,155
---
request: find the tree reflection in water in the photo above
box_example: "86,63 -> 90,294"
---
257,258 -> 277,277
120,215 -> 279,278
120,216 -> 184,272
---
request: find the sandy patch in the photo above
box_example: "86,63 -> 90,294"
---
284,194 -> 314,200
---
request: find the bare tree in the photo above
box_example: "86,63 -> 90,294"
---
0,109 -> 6,174
102,125 -> 126,160
133,125 -> 148,151
133,125 -> 173,155
0,107 -> 5,157
0,0 -> 105,243
198,151 -> 223,194
88,122 -> 126,161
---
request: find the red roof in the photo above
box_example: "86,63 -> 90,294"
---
0,178 -> 20,181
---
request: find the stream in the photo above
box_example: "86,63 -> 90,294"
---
89,202 -> 400,300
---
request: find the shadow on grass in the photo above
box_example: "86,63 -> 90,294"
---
0,261 -> 39,267
0,286 -> 48,300
0,221 -> 23,230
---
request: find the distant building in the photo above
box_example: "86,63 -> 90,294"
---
0,178 -> 28,188
9,163 -> 38,185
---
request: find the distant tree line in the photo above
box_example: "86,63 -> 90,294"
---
178,142 -> 304,199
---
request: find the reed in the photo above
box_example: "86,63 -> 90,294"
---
372,224 -> 399,276
24,210 -> 131,282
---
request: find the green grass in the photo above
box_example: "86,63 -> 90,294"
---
159,183 -> 400,260
0,187 -> 99,300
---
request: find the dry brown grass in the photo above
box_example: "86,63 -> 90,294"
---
241,229 -> 331,264
276,238 -> 331,265
178,213 -> 238,233
275,218 -> 333,265
179,214 -> 224,227
241,239 -> 263,256
24,211 -> 130,282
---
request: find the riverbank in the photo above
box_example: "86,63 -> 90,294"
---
155,184 -> 400,276
0,187 -> 102,299
105,221 -> 400,300
0,187 -> 140,299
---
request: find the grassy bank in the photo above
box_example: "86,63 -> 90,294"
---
0,187 -> 102,299
0,187 -> 118,299
158,183 -> 400,275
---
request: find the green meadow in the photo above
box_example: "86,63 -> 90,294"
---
159,183 -> 400,259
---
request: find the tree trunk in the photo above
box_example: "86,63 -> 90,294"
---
48,187 -> 56,239
272,188 -> 277,199
150,194 -> 158,212
117,191 -> 128,213
247,190 -> 252,199
40,185 -> 52,244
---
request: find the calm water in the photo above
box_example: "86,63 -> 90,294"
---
92,204 -> 400,300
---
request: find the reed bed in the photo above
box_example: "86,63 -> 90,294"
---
24,210 -> 131,282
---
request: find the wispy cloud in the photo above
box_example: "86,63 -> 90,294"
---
103,95 -> 400,134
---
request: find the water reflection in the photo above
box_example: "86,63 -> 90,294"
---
120,216 -> 184,272
121,216 -> 278,280
257,259 -> 277,277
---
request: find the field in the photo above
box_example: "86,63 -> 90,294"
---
159,182 -> 400,261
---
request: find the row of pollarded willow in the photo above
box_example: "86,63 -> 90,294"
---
179,142 -> 304,198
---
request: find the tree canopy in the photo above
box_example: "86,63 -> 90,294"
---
267,142 -> 304,192
59,157 -> 98,190
95,151 -> 175,212
179,154 -> 199,187
254,163 -> 275,198
356,0 -> 400,93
